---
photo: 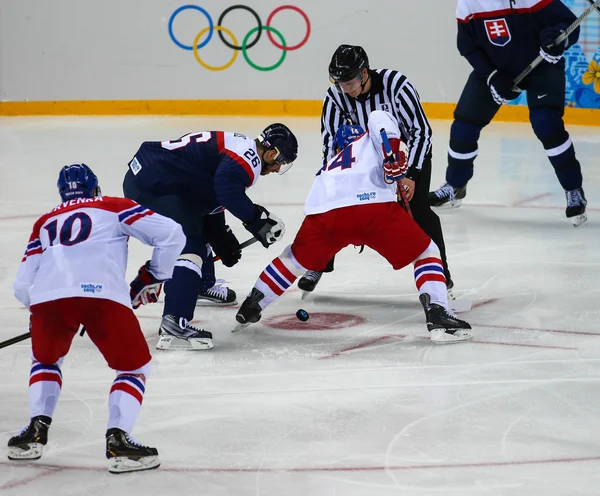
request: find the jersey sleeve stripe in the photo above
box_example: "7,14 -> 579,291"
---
118,204 -> 148,222
457,0 -> 552,22
224,149 -> 255,182
124,210 -> 154,225
27,239 -> 41,250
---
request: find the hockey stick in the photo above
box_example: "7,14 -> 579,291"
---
212,237 -> 257,262
586,0 -> 600,15
513,0 -> 600,87
0,332 -> 31,350
380,128 -> 412,217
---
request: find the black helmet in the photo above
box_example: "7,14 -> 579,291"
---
329,44 -> 369,83
259,123 -> 298,166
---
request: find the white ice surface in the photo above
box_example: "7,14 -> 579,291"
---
1,116 -> 599,495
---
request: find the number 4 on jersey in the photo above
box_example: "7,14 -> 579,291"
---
317,145 -> 356,176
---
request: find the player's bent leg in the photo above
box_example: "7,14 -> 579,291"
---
413,241 -> 472,343
105,361 -> 159,474
234,245 -> 308,332
161,237 -> 214,350
9,299 -> 81,461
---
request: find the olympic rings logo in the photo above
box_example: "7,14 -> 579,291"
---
168,4 -> 311,72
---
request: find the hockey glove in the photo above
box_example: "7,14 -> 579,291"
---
130,261 -> 164,309
383,138 -> 409,183
244,205 -> 286,248
487,70 -> 521,106
210,225 -> 242,267
203,213 -> 242,268
539,27 -> 567,64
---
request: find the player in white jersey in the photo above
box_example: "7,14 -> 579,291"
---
8,164 -> 185,474
235,111 -> 473,343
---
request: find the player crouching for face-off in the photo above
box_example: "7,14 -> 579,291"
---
235,111 -> 473,343
8,164 -> 185,473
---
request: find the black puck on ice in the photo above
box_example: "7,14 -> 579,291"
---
296,309 -> 310,322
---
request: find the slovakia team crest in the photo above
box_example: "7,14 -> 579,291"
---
484,18 -> 511,47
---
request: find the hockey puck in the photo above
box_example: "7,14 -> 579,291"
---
296,309 -> 310,322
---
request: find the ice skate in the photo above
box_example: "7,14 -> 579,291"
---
197,280 -> 237,306
298,270 -> 323,300
419,293 -> 473,343
565,187 -> 587,227
106,428 -> 160,474
7,415 -> 51,460
157,314 -> 213,350
428,182 -> 467,208
233,288 -> 264,332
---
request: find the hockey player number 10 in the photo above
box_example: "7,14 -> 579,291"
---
44,213 -> 93,247
161,131 -> 212,150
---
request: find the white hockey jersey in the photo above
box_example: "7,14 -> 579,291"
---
14,196 -> 185,309
304,110 -> 401,215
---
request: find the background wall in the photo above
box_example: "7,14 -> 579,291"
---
0,0 -> 598,109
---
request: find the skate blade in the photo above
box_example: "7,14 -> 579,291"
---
232,322 -> 250,333
108,455 -> 160,474
7,443 -> 43,460
430,328 -> 474,344
300,290 -> 312,301
156,335 -> 213,350
571,212 -> 587,227
431,199 -> 462,210
449,298 -> 472,313
196,299 -> 237,307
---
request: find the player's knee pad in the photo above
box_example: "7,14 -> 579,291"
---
414,240 -> 441,263
175,252 -> 204,277
529,107 -> 568,148
116,361 -> 151,381
282,245 -> 309,277
31,353 -> 65,368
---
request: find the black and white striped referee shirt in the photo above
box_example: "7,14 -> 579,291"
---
321,69 -> 433,178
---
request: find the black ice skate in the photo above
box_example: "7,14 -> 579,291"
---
428,183 -> 467,208
233,288 -> 264,332
7,415 -> 51,460
106,428 -> 160,474
565,187 -> 587,227
298,270 -> 323,299
157,315 -> 213,350
197,280 -> 237,306
419,293 -> 473,343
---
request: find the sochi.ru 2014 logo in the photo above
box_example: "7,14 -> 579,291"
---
168,4 -> 311,72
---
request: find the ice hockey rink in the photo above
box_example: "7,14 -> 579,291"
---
1,115 -> 599,495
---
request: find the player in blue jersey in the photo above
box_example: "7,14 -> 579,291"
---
123,124 -> 298,350
429,0 -> 587,226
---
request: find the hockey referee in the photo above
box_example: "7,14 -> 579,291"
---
298,44 -> 456,298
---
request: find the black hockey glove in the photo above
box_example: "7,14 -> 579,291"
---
487,70 -> 521,106
210,225 -> 242,267
539,27 -> 567,64
130,261 -> 164,309
203,211 -> 242,267
244,205 -> 286,248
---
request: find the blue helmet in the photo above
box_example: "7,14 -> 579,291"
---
334,124 -> 365,150
57,164 -> 99,202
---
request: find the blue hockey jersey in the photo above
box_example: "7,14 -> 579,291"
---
129,131 -> 263,223
456,0 -> 579,78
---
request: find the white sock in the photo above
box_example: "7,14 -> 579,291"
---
413,240 -> 448,309
107,362 -> 151,434
29,357 -> 64,419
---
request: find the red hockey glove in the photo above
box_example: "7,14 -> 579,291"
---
383,138 -> 409,183
130,261 -> 164,309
